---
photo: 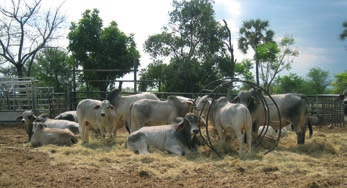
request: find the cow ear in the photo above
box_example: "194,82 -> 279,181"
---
175,120 -> 186,132
251,96 -> 260,104
16,116 -> 23,121
93,105 -> 101,110
231,96 -> 239,103
185,101 -> 193,106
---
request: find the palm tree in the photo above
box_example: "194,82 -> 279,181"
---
340,21 -> 347,40
238,19 -> 274,86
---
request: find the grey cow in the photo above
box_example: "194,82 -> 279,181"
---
17,110 -> 79,141
107,89 -> 160,132
336,90 -> 347,122
55,111 -> 78,123
30,122 -> 78,147
232,88 -> 313,144
126,113 -> 199,156
129,96 -> 193,133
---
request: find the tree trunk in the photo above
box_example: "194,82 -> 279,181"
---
16,64 -> 24,78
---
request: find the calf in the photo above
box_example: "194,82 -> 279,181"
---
16,110 -> 36,141
196,96 -> 252,155
30,122 -> 78,147
126,113 -> 199,156
16,110 -> 79,141
258,126 -> 288,139
76,99 -> 117,142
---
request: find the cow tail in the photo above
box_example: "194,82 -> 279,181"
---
308,116 -> 313,138
126,104 -> 133,134
301,95 -> 313,138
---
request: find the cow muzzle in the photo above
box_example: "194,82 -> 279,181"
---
192,129 -> 199,135
100,113 -> 106,117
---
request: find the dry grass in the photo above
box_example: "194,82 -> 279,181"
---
32,126 -> 347,182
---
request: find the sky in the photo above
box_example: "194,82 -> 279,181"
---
47,0 -> 347,85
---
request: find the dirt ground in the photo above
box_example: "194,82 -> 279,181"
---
0,123 -> 347,188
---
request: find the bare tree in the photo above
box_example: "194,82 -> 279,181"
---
0,0 -> 65,78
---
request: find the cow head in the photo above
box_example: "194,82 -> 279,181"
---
176,113 -> 199,135
233,88 -> 262,111
93,100 -> 115,117
194,95 -> 212,118
16,110 -> 37,124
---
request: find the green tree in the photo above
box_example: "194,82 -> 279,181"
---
340,20 -> 347,40
274,73 -> 306,94
238,19 -> 274,86
0,0 -> 65,78
306,67 -> 330,94
30,48 -> 73,92
331,71 -> 347,93
255,36 -> 299,93
68,9 -> 139,96
141,0 -> 230,92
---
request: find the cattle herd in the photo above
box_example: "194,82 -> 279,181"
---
15,88 -> 347,156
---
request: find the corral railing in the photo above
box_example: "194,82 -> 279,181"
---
1,78 -> 345,126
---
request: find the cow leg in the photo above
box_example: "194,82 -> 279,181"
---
235,130 -> 243,156
82,121 -> 90,142
166,145 -> 185,156
127,132 -> 149,154
296,126 -> 306,144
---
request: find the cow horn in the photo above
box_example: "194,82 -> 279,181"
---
231,96 -> 239,103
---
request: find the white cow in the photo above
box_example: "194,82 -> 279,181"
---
126,113 -> 199,156
16,110 -> 80,142
76,99 -> 117,142
258,126 -> 288,139
30,122 -> 78,147
129,96 -> 193,132
196,96 -> 252,155
106,89 -> 160,132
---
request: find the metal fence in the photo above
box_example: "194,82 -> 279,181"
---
0,77 -> 345,126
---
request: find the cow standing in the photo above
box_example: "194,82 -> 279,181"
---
129,96 -> 193,132
76,99 -> 117,143
196,96 -> 252,155
233,88 -> 313,144
336,90 -> 347,122
106,89 -> 160,132
126,113 -> 199,156
30,122 -> 78,147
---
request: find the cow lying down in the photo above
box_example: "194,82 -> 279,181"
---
258,126 -> 288,139
126,113 -> 199,156
30,122 -> 78,147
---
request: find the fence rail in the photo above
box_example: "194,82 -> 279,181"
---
0,78 -> 345,126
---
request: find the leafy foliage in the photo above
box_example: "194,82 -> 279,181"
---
256,36 -> 299,92
331,71 -> 347,93
306,67 -> 331,94
238,19 -> 275,86
30,48 -> 73,92
140,0 -> 233,92
68,9 -> 140,95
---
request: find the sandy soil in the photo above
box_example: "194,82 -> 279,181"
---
0,123 -> 346,188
